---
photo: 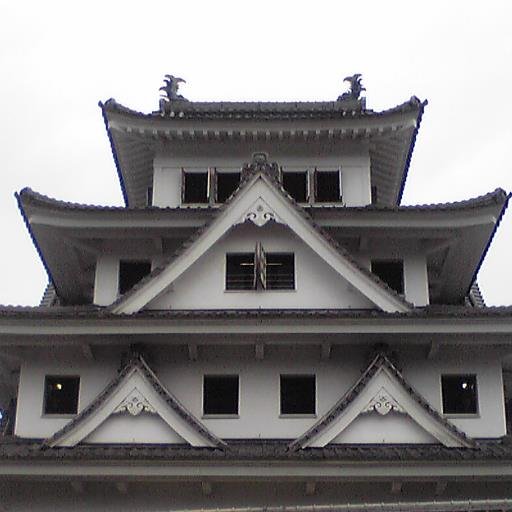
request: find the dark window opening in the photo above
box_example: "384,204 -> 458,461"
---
216,172 -> 240,203
147,186 -> 153,206
119,260 -> 152,295
282,171 -> 308,203
183,171 -> 208,203
371,260 -> 404,294
44,376 -> 79,415
203,375 -> 239,415
315,171 -> 340,202
266,253 -> 295,290
280,375 -> 316,415
226,253 -> 255,290
442,375 -> 478,415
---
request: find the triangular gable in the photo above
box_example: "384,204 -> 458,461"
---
110,167 -> 411,314
43,354 -> 226,448
289,353 -> 475,449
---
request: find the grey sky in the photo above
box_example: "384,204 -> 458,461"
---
1,0 -> 511,306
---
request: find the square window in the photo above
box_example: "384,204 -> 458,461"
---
371,260 -> 404,295
266,253 -> 295,290
280,375 -> 316,415
203,375 -> 239,415
315,170 -> 341,203
183,171 -> 208,203
216,172 -> 240,203
119,260 -> 152,295
282,171 -> 308,203
442,374 -> 478,415
44,376 -> 80,415
226,253 -> 255,290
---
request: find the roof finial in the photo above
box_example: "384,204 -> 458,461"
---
159,74 -> 187,113
338,73 -> 366,101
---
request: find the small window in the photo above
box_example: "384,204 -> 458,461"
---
226,253 -> 255,290
119,260 -> 152,295
183,171 -> 209,203
203,375 -> 239,415
44,376 -> 79,415
280,375 -> 316,415
216,172 -> 240,203
147,186 -> 153,206
315,170 -> 341,202
266,253 -> 295,290
371,260 -> 404,295
442,375 -> 478,415
282,171 -> 308,203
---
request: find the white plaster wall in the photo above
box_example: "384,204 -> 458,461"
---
14,346 -> 507,441
333,411 -> 437,444
152,142 -> 372,208
148,222 -> 374,310
84,413 -> 186,444
93,255 -> 119,306
404,254 -> 429,306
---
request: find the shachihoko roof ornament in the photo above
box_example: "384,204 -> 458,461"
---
159,74 -> 187,113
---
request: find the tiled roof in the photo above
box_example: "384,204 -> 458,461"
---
290,353 -> 475,450
44,352 -> 226,449
1,436 -> 511,462
102,96 -> 424,121
2,305 -> 512,320
17,186 -> 508,215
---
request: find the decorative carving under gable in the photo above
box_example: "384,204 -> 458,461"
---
362,387 -> 405,416
237,197 -> 284,227
113,387 -> 156,416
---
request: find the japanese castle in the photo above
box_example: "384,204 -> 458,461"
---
1,75 -> 512,511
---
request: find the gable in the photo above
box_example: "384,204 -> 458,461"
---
111,171 -> 410,314
149,222 -> 374,310
291,353 -> 475,449
44,354 -> 225,448
84,412 -> 186,444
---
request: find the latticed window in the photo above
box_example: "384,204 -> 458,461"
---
226,244 -> 294,291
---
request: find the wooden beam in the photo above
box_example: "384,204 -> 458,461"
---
255,343 -> 264,361
427,341 -> 440,360
435,481 -> 447,495
115,482 -> 128,494
391,481 -> 402,494
321,343 -> 331,360
201,482 -> 212,496
81,344 -> 94,361
305,481 -> 316,496
188,344 -> 198,362
70,481 -> 84,494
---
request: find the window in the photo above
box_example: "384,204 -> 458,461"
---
226,244 -> 294,291
371,260 -> 404,294
282,171 -> 308,203
315,170 -> 341,202
119,260 -> 152,295
44,376 -> 79,415
146,186 -> 153,206
183,170 -> 209,203
216,172 -> 241,203
441,375 -> 478,415
203,375 -> 239,415
280,375 -> 316,415
226,253 -> 255,290
266,253 -> 295,290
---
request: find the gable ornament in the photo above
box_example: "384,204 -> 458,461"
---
113,387 -> 156,416
362,387 -> 404,416
237,197 -> 284,227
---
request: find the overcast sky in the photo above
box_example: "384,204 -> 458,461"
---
0,1 -> 511,307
